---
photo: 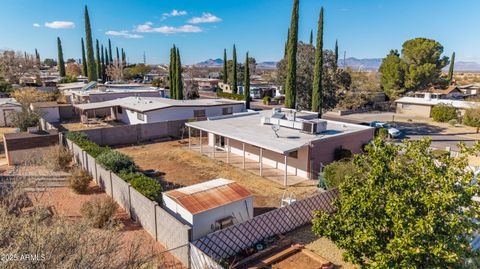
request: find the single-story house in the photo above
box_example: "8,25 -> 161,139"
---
163,178 -> 253,240
0,98 -> 22,127
67,86 -> 164,104
458,84 -> 480,97
413,86 -> 465,100
30,102 -> 78,123
73,97 -> 246,124
395,96 -> 480,118
186,108 -> 374,185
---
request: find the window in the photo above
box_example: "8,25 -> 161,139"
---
402,104 -> 412,109
194,109 -> 206,118
117,106 -> 123,114
222,107 -> 233,115
288,151 -> 298,159
137,112 -> 145,121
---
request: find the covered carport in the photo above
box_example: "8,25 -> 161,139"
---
73,101 -> 119,123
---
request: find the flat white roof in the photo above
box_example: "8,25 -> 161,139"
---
186,110 -> 373,154
0,98 -> 20,106
74,96 -> 244,112
395,97 -> 480,109
70,87 -> 161,97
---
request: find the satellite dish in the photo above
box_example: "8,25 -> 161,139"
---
271,124 -> 280,138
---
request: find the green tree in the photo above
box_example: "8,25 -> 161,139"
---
309,30 -> 313,46
169,46 -> 176,99
104,46 -> 110,70
231,45 -> 238,94
244,52 -> 250,109
312,7 -> 324,114
108,39 -> 113,63
313,138 -> 480,267
431,104 -> 457,122
100,44 -> 105,82
95,39 -> 101,81
11,109 -> 40,131
121,48 -> 126,66
116,47 -> 120,63
379,50 -> 406,98
34,48 -> 40,66
284,0 -> 299,109
322,160 -> 356,189
334,39 -> 339,68
84,5 -> 97,82
223,48 -> 228,84
448,51 -> 455,83
464,108 -> 480,133
57,37 -> 66,77
175,48 -> 183,100
81,38 -> 87,77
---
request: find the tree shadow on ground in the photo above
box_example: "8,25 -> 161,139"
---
393,122 -> 446,136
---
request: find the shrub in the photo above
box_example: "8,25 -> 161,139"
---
431,104 -> 457,122
448,119 -> 458,126
121,172 -> 162,203
263,96 -> 271,105
216,91 -> 244,101
431,149 -> 450,159
11,109 -> 40,131
376,127 -> 389,139
97,150 -> 137,174
66,132 -> 110,158
66,131 -> 88,142
58,75 -> 78,84
43,145 -> 73,171
463,108 -> 480,133
69,168 -> 92,194
80,197 -> 118,228
322,160 -> 356,189
334,147 -> 352,161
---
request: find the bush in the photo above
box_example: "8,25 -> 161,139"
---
431,104 -> 457,122
431,149 -> 450,159
463,108 -> 480,133
80,197 -> 118,228
97,150 -> 137,173
66,132 -> 111,158
263,96 -> 271,105
58,75 -> 78,84
66,131 -> 88,142
11,109 -> 40,131
120,172 -> 162,202
334,147 -> 352,161
217,91 -> 244,101
323,160 -> 356,189
43,145 -> 73,171
69,167 -> 92,194
448,119 -> 458,126
376,127 -> 389,139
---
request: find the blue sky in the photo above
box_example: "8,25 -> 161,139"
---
0,0 -> 479,64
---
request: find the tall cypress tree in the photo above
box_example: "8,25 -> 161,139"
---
121,48 -> 126,66
95,39 -> 101,80
104,47 -> 109,81
244,52 -> 251,109
108,39 -> 113,63
312,7 -> 324,115
284,0 -> 299,109
57,37 -> 66,77
175,48 -> 183,100
284,28 -> 290,57
231,44 -> 238,94
81,38 -> 88,77
334,39 -> 339,69
84,6 -> 97,82
223,49 -> 228,84
310,30 -> 313,46
116,47 -> 120,63
448,52 -> 455,83
100,44 -> 105,82
169,46 -> 176,99
35,49 -> 40,66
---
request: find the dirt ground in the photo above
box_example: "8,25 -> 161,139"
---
285,226 -> 357,269
0,127 -> 17,136
55,120 -> 124,132
115,140 -> 319,215
272,251 -> 324,269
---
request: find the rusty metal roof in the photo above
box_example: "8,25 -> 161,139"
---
164,178 -> 252,214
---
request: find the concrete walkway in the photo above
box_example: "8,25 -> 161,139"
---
189,145 -> 315,187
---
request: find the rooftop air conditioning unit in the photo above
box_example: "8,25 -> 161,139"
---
212,216 -> 236,231
301,121 -> 317,134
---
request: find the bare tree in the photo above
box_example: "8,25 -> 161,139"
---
0,50 -> 38,84
106,60 -> 124,82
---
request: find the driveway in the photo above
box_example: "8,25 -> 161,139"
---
323,111 -> 479,151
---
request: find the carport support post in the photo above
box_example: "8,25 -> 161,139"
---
188,126 -> 191,149
212,134 -> 216,159
242,143 -> 246,169
284,155 -> 288,186
259,148 -> 263,176
199,130 -> 203,154
227,138 -> 230,164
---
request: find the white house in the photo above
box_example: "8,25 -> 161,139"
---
162,178 -> 253,240
30,102 -> 61,123
395,95 -> 480,118
0,98 -> 22,127
73,97 -> 246,124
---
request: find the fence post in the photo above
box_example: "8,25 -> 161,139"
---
84,151 -> 89,172
94,159 -> 98,184
109,171 -> 113,196
154,203 -> 158,241
128,184 -> 133,219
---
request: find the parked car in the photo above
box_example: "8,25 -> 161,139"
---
369,121 -> 402,138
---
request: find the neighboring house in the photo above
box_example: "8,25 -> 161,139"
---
414,85 -> 465,100
67,87 -> 164,104
192,78 -> 220,91
0,98 -> 22,127
30,102 -> 61,123
73,96 -> 246,124
219,82 -> 282,99
458,84 -> 480,97
186,108 -> 374,185
395,96 -> 480,118
163,178 -> 253,240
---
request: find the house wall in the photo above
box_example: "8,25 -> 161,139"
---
4,131 -> 59,165
163,195 -> 194,224
35,107 -> 60,123
396,103 -> 432,117
59,105 -> 78,120
309,128 -> 374,178
0,105 -> 22,126
191,197 -> 253,240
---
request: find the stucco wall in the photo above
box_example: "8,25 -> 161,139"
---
396,103 -> 432,117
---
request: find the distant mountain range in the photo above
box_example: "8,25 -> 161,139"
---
195,57 -> 480,72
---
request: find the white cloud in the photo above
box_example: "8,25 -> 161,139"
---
32,23 -> 41,28
188,13 -> 222,24
135,22 -> 202,34
105,30 -> 143,39
162,9 -> 188,20
44,21 -> 75,29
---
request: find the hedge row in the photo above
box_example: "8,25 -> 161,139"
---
217,91 -> 245,101
66,132 -> 162,202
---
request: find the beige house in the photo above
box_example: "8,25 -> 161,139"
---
395,96 -> 480,118
186,108 -> 374,185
